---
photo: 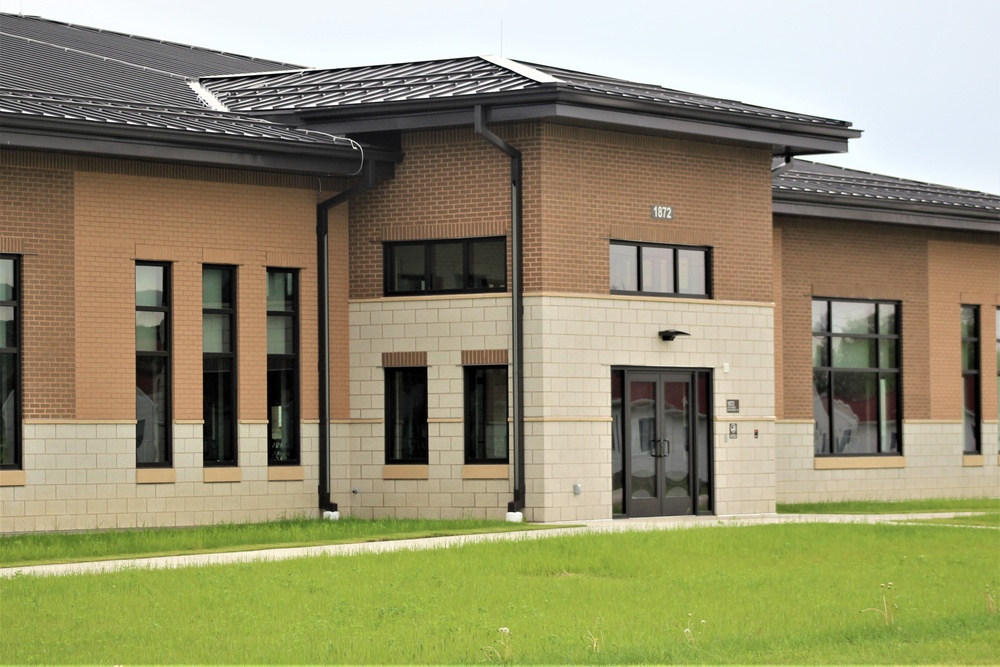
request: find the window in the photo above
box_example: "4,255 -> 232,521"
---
136,263 -> 171,466
812,299 -> 900,455
961,305 -> 980,454
385,367 -> 428,464
996,308 -> 999,452
203,266 -> 237,466
384,238 -> 506,295
0,256 -> 20,469
267,269 -> 298,464
464,365 -> 508,464
610,242 -> 710,297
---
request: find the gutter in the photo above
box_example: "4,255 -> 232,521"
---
473,105 -> 525,518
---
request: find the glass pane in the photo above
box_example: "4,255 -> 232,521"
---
813,370 -> 830,454
0,258 -> 14,302
266,270 -> 295,312
203,314 -> 232,354
465,366 -> 508,462
0,353 -> 16,466
136,265 -> 165,307
0,306 -> 15,349
960,306 -> 977,339
878,303 -> 897,335
203,357 -> 235,464
832,337 -> 876,368
468,239 -> 506,290
962,341 -> 977,371
611,370 -> 624,514
136,356 -> 169,464
267,315 -> 293,355
390,245 -> 425,292
430,242 -> 464,291
267,356 -> 298,463
879,338 -> 898,369
610,244 -> 637,292
662,379 -> 690,499
136,311 -> 167,352
963,374 -> 979,454
641,246 -> 673,293
812,336 -> 829,367
203,268 -> 233,310
879,374 -> 900,453
831,301 -> 875,335
629,380 -> 656,499
387,367 -> 428,464
831,372 -> 878,454
696,372 -> 711,513
676,249 -> 706,295
812,300 -> 829,333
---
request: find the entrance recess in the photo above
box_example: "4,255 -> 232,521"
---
612,369 -> 712,517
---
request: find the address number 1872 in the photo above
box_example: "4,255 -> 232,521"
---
650,205 -> 674,220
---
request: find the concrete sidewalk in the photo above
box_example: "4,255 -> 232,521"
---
0,512 -> 986,579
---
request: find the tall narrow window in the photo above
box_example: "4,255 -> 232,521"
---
385,367 -> 428,464
136,263 -> 171,466
464,365 -> 508,464
203,266 -> 236,466
267,269 -> 299,464
996,308 -> 999,452
0,256 -> 20,469
961,305 -> 980,454
812,298 -> 900,456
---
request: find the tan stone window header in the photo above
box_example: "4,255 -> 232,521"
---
461,349 -> 508,366
382,351 -> 428,367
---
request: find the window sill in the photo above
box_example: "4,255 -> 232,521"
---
0,470 -> 26,486
137,468 -> 176,484
204,467 -> 242,483
268,466 -> 304,482
814,456 -> 905,470
462,464 -> 509,480
382,465 -> 429,480
962,455 -> 985,467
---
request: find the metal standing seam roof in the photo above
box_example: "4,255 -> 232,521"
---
197,55 -> 854,130
773,159 -> 1000,215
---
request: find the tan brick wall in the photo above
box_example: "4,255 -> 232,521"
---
0,164 -> 76,419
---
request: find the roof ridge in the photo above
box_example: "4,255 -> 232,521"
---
479,55 -> 560,84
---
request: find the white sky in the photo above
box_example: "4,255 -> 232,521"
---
3,0 -> 998,195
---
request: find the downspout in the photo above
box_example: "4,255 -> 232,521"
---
317,162 -> 378,517
473,105 -> 525,516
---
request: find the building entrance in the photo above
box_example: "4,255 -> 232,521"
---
612,369 -> 713,517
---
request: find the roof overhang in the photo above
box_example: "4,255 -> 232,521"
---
257,89 -> 860,157
773,194 -> 1000,234
0,114 -> 399,176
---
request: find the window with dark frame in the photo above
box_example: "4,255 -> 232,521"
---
267,269 -> 299,465
812,298 -> 901,456
0,256 -> 21,469
961,305 -> 980,454
385,366 -> 428,464
464,365 -> 509,464
203,266 -> 237,466
136,262 -> 171,466
610,241 -> 710,297
996,308 -> 999,452
384,238 -> 506,296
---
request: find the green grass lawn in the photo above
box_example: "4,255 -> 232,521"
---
777,497 -> 1000,515
0,517 -> 545,568
1,522 -> 997,664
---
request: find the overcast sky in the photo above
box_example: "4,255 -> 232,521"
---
3,0 -> 998,194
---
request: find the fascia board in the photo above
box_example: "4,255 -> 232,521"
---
773,200 -> 1000,233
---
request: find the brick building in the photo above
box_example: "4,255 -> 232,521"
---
1,14 -> 996,532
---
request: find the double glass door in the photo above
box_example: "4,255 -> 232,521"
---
612,369 -> 712,517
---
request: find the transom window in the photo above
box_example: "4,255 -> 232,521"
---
0,256 -> 20,469
610,242 -> 710,297
384,238 -> 506,296
812,298 -> 900,456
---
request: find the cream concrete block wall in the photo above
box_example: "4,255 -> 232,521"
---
0,422 -> 320,533
775,421 -> 1000,503
342,296 -> 514,520
522,294 -> 776,521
